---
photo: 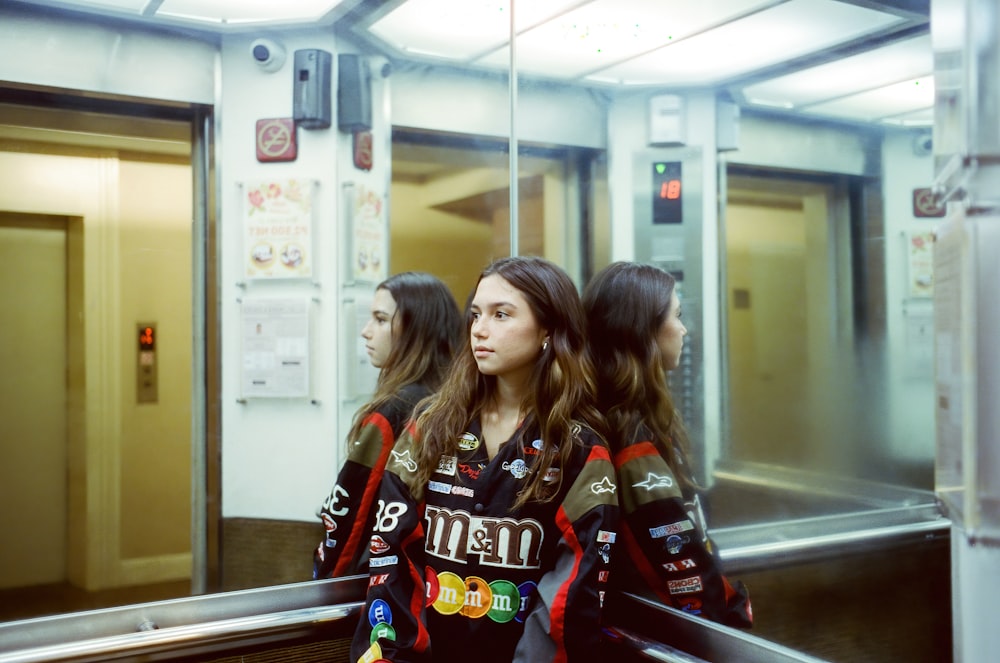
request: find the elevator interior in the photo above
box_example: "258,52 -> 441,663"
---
0,0 -> 955,661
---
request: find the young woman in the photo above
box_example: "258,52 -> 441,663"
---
313,271 -> 462,579
582,261 -> 752,628
351,256 -> 619,663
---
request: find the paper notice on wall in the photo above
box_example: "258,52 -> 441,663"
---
907,230 -> 935,297
351,184 -> 387,284
243,179 -> 315,280
240,297 -> 311,398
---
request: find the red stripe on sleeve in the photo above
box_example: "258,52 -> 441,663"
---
403,521 -> 431,652
550,505 -> 584,663
332,412 -> 395,577
613,440 -> 659,468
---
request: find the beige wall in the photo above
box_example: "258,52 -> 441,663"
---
389,156 -> 572,302
389,179 -> 495,303
118,158 -> 192,559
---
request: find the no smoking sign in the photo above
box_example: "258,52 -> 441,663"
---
256,118 -> 297,163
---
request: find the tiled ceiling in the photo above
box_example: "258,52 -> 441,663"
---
9,0 -> 933,126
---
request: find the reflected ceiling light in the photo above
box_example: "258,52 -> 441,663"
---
881,106 -> 935,127
12,0 -> 346,25
585,0 -> 904,86
368,0 -> 581,61
742,35 -> 932,109
745,98 -> 795,109
474,0 -> 770,78
20,0 -> 147,12
803,75 -> 934,122
156,0 -> 344,24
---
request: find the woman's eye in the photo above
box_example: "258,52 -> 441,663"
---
495,310 -> 509,319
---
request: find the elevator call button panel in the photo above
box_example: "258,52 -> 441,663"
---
137,323 -> 158,404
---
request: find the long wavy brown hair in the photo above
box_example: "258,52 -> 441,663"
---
348,272 -> 462,445
582,261 -> 694,488
412,256 -> 605,509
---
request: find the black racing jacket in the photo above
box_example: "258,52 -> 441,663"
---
314,383 -> 430,579
612,426 -> 752,628
351,419 -> 620,663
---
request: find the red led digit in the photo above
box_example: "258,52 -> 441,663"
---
666,179 -> 681,200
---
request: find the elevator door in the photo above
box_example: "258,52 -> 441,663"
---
0,215 -> 68,588
724,176 -> 854,473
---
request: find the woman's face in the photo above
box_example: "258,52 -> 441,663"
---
656,291 -> 687,371
470,274 -> 547,384
361,287 -> 397,369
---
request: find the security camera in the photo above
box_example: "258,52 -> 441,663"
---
250,39 -> 286,73
912,131 -> 933,157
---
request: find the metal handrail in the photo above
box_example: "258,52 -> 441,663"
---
0,577 -> 370,663
603,626 -> 711,662
0,604 -> 361,663
712,503 -> 949,572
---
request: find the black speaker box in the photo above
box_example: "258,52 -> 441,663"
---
338,54 -> 372,133
293,49 -> 332,130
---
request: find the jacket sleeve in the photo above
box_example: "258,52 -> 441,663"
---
515,442 -> 620,661
314,407 -> 405,579
614,442 -> 752,628
350,429 -> 432,663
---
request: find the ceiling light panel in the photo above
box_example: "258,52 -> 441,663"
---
156,0 -> 343,24
802,75 -> 934,122
368,0 -> 583,61
880,106 -> 935,126
474,0 -> 771,78
586,0 -> 906,86
17,0 -> 147,15
742,35 -> 932,109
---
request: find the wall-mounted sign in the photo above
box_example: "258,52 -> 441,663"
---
243,179 -> 315,280
349,184 -> 387,284
913,187 -> 945,218
255,118 -> 297,163
907,230 -> 935,297
353,131 -> 373,171
240,297 -> 311,399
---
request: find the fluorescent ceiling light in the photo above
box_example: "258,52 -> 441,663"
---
743,35 -> 932,108
368,0 -> 582,61
156,0 -> 344,24
474,0 -> 771,78
86,0 -> 146,9
29,0 -> 146,12
803,75 -> 934,122
586,0 -> 905,86
880,106 -> 935,126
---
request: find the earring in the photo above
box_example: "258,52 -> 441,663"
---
542,340 -> 549,351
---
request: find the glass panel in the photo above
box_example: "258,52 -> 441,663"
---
0,102 -> 194,621
389,131 -> 511,303
0,3 -> 948,660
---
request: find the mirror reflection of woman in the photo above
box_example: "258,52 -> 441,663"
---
583,261 -> 753,628
351,256 -> 619,663
313,272 -> 462,579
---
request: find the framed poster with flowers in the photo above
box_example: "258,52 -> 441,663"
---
242,179 -> 316,280
907,230 -> 935,297
348,183 -> 387,285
